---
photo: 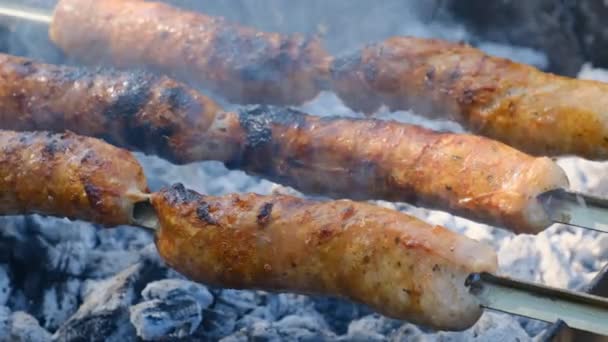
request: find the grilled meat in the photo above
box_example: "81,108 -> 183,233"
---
0,53 -> 569,233
0,53 -> 236,164
0,130 -> 149,226
152,183 -> 498,331
49,0 -> 330,106
331,36 -> 608,160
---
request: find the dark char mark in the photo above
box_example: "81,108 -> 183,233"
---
256,202 -> 273,227
159,86 -> 200,113
225,105 -> 308,173
164,183 -> 203,205
101,70 -> 178,160
237,105 -> 307,150
196,202 -> 218,225
103,70 -> 155,119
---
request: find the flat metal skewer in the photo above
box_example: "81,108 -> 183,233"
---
467,272 -> 608,336
0,3 -> 51,25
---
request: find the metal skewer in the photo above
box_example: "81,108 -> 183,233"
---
467,272 -> 608,336
0,3 -> 51,25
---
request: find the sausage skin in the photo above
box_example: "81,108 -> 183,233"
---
0,53 -> 569,233
151,183 -> 498,331
332,36 -> 608,160
0,130 -> 149,226
49,0 -> 330,106
230,106 -> 569,234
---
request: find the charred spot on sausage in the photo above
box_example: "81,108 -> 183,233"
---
256,202 -> 273,227
196,202 -> 218,225
103,71 -> 154,119
159,86 -> 200,113
164,183 -> 202,204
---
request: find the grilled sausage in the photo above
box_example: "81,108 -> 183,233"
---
0,53 -> 238,164
151,183 -> 498,331
0,130 -> 149,226
49,0 -> 330,106
0,53 -> 569,233
331,36 -> 608,160
231,105 -> 569,234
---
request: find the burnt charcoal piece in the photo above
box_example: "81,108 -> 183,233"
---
312,297 -> 372,335
9,311 -> 52,342
141,279 -> 213,307
129,279 -> 214,340
53,261 -> 165,342
39,279 -> 80,332
223,314 -> 335,342
130,298 -> 202,340
341,314 -> 403,341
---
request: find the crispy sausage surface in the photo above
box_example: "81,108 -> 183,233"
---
152,183 -> 498,331
0,53 -> 237,164
230,105 -> 569,234
49,0 -> 330,106
0,130 -> 149,226
331,36 -> 608,160
0,53 -> 569,233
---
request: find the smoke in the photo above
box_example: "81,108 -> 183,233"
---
1,0 -> 547,69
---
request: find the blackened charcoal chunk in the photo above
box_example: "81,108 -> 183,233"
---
0,265 -> 11,307
142,279 -> 213,308
312,297 -> 372,334
25,216 -> 97,248
0,306 -> 10,341
45,241 -> 88,276
54,262 -> 164,342
84,250 -> 142,278
130,298 -> 202,340
340,314 -> 402,342
8,311 -> 52,342
40,279 -> 81,332
214,290 -> 258,316
223,315 -> 335,342
199,303 -> 238,340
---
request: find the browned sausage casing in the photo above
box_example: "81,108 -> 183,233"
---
49,0 -> 330,106
0,53 -> 568,233
0,53 -> 237,164
230,106 -> 569,234
152,184 -> 498,331
0,130 -> 149,226
332,36 -> 608,160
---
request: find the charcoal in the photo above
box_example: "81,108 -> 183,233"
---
312,297 -> 371,334
128,279 -> 214,340
84,250 -> 142,278
8,311 -> 52,342
214,290 -> 259,316
0,265 -> 11,307
198,303 -> 239,340
45,241 -> 88,276
39,279 -> 81,332
53,261 -> 165,342
0,306 -> 10,341
223,315 -> 335,342
142,279 -> 213,307
24,216 -> 97,248
130,298 -> 202,340
339,314 -> 402,342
